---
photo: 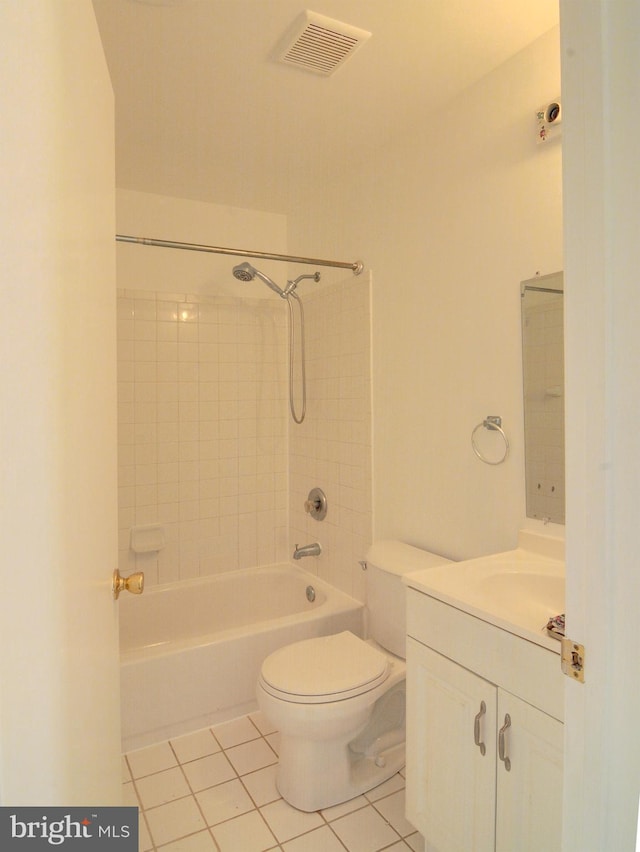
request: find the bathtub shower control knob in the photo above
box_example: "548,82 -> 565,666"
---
112,568 -> 145,600
304,487 -> 327,521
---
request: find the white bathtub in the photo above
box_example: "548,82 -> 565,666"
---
119,563 -> 364,751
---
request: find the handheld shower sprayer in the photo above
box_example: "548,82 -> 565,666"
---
231,262 -> 254,282
231,261 -> 322,425
232,262 -> 286,297
232,263 -> 321,298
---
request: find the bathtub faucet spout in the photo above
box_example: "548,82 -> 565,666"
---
293,542 -> 322,560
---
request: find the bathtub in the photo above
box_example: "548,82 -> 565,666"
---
119,563 -> 364,751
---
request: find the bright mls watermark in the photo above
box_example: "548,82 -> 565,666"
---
0,808 -> 138,849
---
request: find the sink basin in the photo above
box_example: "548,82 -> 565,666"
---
471,569 -> 564,614
404,545 -> 565,650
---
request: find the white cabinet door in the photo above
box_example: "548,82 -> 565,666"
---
495,691 -> 564,852
406,638 -> 497,852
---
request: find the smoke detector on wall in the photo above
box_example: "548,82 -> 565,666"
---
276,10 -> 371,77
536,99 -> 562,144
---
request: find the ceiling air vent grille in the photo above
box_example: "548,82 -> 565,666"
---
277,11 -> 371,77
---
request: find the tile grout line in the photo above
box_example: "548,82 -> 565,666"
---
124,754 -> 157,852
203,717 -> 281,852
165,733 -> 223,852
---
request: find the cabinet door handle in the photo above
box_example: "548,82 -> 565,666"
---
498,713 -> 511,771
473,701 -> 487,756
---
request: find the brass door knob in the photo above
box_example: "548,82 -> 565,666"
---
112,568 -> 144,600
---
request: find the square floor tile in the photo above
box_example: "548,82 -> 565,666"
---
331,804 -> 401,852
145,796 -> 207,847
127,741 -> 178,779
248,710 -> 278,736
225,739 -> 277,776
211,810 -> 277,852
282,825 -> 346,852
240,765 -> 280,807
365,773 -> 405,802
259,798 -> 324,844
321,794 -> 368,822
121,781 -> 138,809
135,766 -> 191,810
182,751 -> 237,792
265,732 -> 279,755
171,727 -> 220,763
139,815 -> 153,852
159,829 -> 218,851
196,778 -> 255,826
373,789 -> 415,837
212,715 -> 261,749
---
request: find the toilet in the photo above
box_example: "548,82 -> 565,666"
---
257,540 -> 452,812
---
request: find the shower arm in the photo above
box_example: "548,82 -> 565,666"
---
283,271 -> 320,296
116,235 -> 364,275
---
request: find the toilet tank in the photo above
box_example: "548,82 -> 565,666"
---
365,540 -> 452,658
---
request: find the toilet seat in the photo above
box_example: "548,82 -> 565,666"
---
259,631 -> 390,704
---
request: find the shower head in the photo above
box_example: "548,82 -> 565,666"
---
232,262 -> 255,282
232,262 -> 286,297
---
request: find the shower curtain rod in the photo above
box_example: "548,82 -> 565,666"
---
116,234 -> 364,275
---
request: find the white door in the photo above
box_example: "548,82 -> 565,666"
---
0,1 -> 121,803
561,3 -> 640,848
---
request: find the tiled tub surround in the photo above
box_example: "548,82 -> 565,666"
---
117,290 -> 289,585
117,275 -> 373,601
124,711 -> 423,852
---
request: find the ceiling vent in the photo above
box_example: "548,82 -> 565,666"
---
277,10 -> 371,77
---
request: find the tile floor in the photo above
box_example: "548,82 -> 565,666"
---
122,711 -> 425,852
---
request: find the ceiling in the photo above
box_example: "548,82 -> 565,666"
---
93,0 -> 559,215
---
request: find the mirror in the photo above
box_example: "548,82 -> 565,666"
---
521,272 -> 564,524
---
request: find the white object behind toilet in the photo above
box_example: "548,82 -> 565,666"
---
365,539 -> 453,657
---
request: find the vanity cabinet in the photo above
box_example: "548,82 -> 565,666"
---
405,585 -> 564,852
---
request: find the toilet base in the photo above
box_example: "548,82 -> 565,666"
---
266,679 -> 407,812
276,733 -> 405,812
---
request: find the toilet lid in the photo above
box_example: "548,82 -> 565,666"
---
260,631 -> 390,703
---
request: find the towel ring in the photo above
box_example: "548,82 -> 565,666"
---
471,416 -> 510,465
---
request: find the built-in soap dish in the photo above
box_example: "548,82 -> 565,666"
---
130,524 -> 165,553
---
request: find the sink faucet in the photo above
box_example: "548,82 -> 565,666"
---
293,542 -> 322,560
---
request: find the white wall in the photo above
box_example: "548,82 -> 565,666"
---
289,28 -> 563,560
116,189 -> 287,298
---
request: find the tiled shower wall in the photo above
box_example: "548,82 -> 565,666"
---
289,277 -> 373,601
117,290 -> 289,585
117,276 -> 372,597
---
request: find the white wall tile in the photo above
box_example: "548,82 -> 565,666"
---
117,291 -> 288,584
